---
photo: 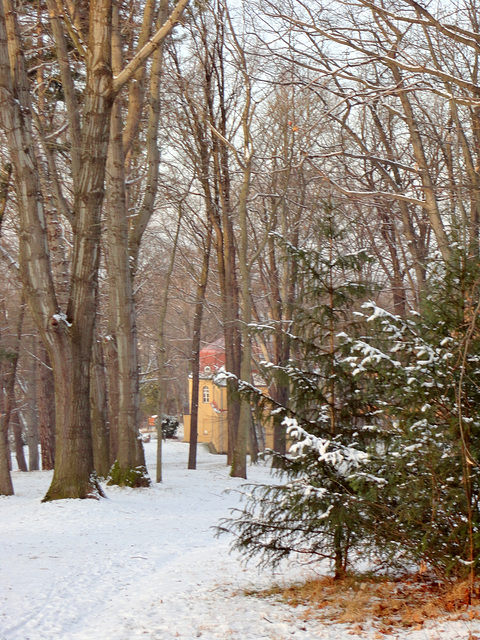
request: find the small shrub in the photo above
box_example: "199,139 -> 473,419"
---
161,415 -> 179,439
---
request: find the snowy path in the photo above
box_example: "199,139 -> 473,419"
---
1,440 -> 478,640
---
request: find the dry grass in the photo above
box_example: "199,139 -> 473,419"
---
248,573 -> 480,633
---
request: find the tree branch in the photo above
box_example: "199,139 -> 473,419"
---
113,0 -> 190,96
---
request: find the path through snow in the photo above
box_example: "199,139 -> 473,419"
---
1,440 -> 478,639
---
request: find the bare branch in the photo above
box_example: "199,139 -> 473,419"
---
113,0 -> 190,95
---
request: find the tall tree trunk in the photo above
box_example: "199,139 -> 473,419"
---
188,227 -> 212,470
25,358 -> 40,471
156,207 -> 183,482
37,341 -> 55,471
0,362 -> 14,496
204,5 -> 242,465
232,108 -> 253,478
0,383 -> 13,495
3,298 -> 25,471
171,14 -> 242,465
0,0 -> 112,500
43,0 -> 113,501
105,10 -> 148,487
107,0 -> 174,486
91,329 -> 110,478
11,409 -> 27,472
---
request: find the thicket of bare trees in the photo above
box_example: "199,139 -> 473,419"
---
1,0 -> 479,506
0,0 -> 189,498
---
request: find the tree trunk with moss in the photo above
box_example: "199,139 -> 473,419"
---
105,11 -> 149,488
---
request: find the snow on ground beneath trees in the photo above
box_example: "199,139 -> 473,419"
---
1,440 -> 478,640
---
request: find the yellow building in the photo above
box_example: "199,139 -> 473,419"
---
183,374 -> 229,453
182,342 -> 274,454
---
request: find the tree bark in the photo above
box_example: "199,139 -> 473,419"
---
232,77 -> 253,478
105,333 -> 119,465
0,0 -> 110,500
37,341 -> 55,471
43,0 -> 113,501
188,226 -> 212,470
90,329 -> 110,478
0,395 -> 13,494
11,409 -> 27,472
105,5 -> 148,487
25,356 -> 40,471
156,207 -> 183,482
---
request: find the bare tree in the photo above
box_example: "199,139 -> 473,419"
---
187,220 -> 212,471
164,5 -> 240,464
0,0 -> 189,499
253,0 -> 480,290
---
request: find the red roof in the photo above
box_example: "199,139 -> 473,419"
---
199,340 -> 225,372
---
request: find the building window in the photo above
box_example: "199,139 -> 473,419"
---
202,386 -> 210,403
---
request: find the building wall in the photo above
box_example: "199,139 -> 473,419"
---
183,378 -> 228,453
183,377 -> 274,454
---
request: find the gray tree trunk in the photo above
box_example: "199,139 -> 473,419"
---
90,330 -> 110,478
188,228 -> 212,470
37,341 -> 55,471
25,376 -> 40,472
105,6 -> 148,487
0,392 -> 13,495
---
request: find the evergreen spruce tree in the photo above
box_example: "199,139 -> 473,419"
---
219,208 -> 376,577
220,237 -> 480,582
344,253 -> 480,579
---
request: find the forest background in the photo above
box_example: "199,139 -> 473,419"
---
2,0 -> 480,587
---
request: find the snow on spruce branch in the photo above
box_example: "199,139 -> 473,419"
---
284,417 -> 368,473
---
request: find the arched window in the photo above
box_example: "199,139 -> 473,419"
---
202,386 -> 210,403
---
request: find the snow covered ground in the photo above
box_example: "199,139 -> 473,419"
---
1,440 -> 479,640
